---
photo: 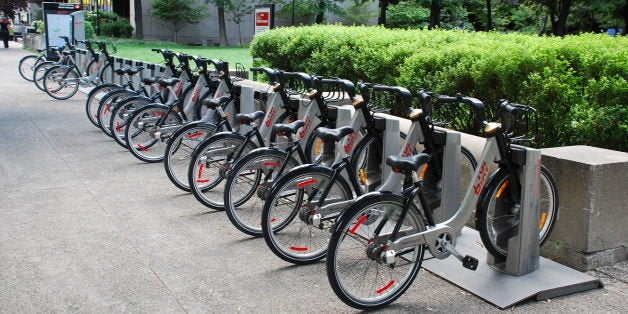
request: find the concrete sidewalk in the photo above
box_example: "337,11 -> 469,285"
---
1,42 -> 626,313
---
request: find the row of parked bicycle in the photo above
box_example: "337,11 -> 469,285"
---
18,43 -> 559,310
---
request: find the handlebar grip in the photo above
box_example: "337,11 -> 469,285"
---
417,88 -> 431,104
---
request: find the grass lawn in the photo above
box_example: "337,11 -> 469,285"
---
106,38 -> 255,70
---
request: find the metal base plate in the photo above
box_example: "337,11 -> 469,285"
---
423,227 -> 602,309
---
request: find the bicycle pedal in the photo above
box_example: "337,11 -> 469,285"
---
462,255 -> 478,271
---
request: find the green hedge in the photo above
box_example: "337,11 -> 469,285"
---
250,25 -> 627,151
100,20 -> 133,38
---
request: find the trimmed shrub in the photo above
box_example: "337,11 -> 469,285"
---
100,20 -> 133,38
250,25 -> 628,151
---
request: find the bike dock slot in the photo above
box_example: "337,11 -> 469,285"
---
422,138 -> 602,309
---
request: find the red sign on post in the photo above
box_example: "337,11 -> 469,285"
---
254,5 -> 274,34
256,12 -> 269,27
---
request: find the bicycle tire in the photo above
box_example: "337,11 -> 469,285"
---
109,95 -> 153,148
33,61 -> 56,92
475,165 -> 559,258
419,146 -> 477,213
87,58 -> 99,77
224,148 -> 301,237
192,88 -> 219,121
19,55 -> 42,82
261,164 -> 353,264
350,132 -> 409,193
99,62 -> 114,84
326,193 -> 426,310
43,66 -> 79,100
125,104 -> 183,163
85,83 -> 121,127
164,122 -> 218,192
188,133 -> 257,210
97,92 -> 145,137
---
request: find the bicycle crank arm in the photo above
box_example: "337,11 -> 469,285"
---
443,242 -> 478,271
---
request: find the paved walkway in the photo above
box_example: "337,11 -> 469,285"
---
1,42 -> 626,312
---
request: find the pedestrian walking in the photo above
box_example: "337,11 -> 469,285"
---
0,16 -> 10,48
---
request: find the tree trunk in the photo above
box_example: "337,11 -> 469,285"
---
548,0 -> 572,36
429,0 -> 441,29
134,0 -> 143,39
378,1 -> 388,25
315,0 -> 325,24
218,4 -> 229,46
486,0 -> 492,31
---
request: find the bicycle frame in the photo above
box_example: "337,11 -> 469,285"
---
387,131 -> 509,260
312,108 -> 427,220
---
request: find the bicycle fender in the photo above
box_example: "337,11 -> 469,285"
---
331,191 -> 403,234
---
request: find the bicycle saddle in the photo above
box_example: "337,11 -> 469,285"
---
202,96 -> 230,110
386,154 -> 431,174
273,120 -> 305,137
315,126 -> 353,142
157,77 -> 180,87
142,77 -> 159,85
235,111 -> 265,125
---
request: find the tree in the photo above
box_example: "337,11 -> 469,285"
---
0,0 -> 27,20
134,0 -> 144,39
228,0 -> 254,45
205,0 -> 231,46
150,0 -> 208,43
524,0 -> 574,36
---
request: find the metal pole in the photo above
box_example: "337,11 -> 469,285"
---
291,0 -> 295,26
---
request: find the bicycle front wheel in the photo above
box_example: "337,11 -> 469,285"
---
476,165 -> 559,258
98,93 -> 146,137
19,55 -> 41,82
85,83 -> 121,127
224,148 -> 301,237
261,165 -> 353,265
125,104 -> 182,163
188,133 -> 257,210
164,122 -> 217,192
327,194 -> 426,310
99,62 -> 114,84
43,66 -> 79,100
33,61 -> 55,91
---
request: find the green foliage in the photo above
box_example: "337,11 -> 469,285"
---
150,0 -> 208,42
85,10 -> 119,25
84,20 -> 95,39
385,1 -> 429,29
100,20 -> 133,38
32,19 -> 44,33
251,25 -> 628,151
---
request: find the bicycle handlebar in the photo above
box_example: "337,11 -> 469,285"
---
316,77 -> 356,99
278,71 -> 313,90
250,67 -> 278,83
433,93 -> 486,126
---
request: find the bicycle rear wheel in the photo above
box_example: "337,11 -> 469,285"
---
326,194 -> 426,310
125,104 -> 182,163
475,165 -> 559,258
261,165 -> 353,264
43,66 -> 79,100
164,122 -> 217,192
